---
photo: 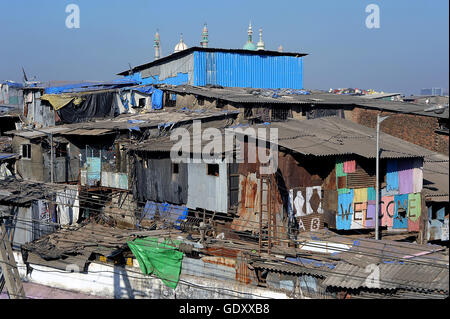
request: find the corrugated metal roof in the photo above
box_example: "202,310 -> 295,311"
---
6,109 -> 240,138
423,153 -> 449,201
60,128 -> 113,136
245,117 -> 434,159
161,85 -> 448,119
322,261 -> 449,292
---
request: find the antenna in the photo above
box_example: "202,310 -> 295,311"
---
128,63 -> 133,76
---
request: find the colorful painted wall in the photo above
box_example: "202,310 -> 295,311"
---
335,157 -> 424,231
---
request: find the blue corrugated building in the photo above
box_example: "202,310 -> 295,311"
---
118,47 -> 307,89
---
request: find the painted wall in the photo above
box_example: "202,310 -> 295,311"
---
335,157 -> 424,231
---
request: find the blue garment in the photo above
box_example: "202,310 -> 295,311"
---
151,89 -> 164,110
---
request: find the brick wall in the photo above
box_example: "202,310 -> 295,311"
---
352,107 -> 449,155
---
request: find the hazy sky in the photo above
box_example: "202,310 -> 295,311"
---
1,0 -> 448,95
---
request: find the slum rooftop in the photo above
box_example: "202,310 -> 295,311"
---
5,108 -> 239,139
160,84 -> 449,119
242,116 -> 434,159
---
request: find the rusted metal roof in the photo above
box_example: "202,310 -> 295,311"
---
246,117 -> 434,159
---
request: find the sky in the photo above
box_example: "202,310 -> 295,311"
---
0,0 -> 448,95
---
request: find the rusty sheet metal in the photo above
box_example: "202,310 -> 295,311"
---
231,173 -> 260,232
347,168 -> 376,188
235,253 -> 257,285
201,256 -> 236,268
205,246 -> 239,259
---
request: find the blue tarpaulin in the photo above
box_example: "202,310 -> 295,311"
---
151,89 -> 163,110
139,201 -> 188,229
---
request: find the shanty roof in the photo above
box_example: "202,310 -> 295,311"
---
0,178 -> 76,206
117,47 -> 308,76
22,223 -> 181,271
125,123 -> 235,155
244,116 -> 434,159
321,261 -> 449,292
5,109 -> 239,139
423,153 -> 449,202
160,85 -> 449,119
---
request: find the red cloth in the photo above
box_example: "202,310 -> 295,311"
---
343,160 -> 356,173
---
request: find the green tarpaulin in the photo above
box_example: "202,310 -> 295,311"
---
127,237 -> 183,289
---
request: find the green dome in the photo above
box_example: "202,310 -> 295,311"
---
243,41 -> 257,50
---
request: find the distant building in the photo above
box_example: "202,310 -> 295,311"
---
421,88 -> 445,96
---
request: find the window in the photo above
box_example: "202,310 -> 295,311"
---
55,143 -> 68,158
22,144 -> 31,159
207,164 -> 219,177
172,163 -> 179,174
197,97 -> 204,106
138,98 -> 146,107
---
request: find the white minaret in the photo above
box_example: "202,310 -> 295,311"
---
154,30 -> 161,60
257,28 -> 265,50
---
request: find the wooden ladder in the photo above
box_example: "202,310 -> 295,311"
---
0,222 -> 26,299
259,175 -> 273,255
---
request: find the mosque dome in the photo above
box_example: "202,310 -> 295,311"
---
243,23 -> 257,51
174,33 -> 188,53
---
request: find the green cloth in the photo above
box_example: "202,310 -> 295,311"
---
40,94 -> 84,110
127,237 -> 183,289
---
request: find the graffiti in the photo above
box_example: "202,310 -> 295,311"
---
289,186 -> 323,232
335,158 -> 423,231
336,189 -> 422,230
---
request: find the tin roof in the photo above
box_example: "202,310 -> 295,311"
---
322,261 -> 449,292
161,85 -> 449,119
5,109 -> 240,139
423,153 -> 449,201
245,117 -> 434,159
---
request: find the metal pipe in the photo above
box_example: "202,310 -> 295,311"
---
376,114 -> 389,240
50,133 -> 54,183
375,115 -> 380,240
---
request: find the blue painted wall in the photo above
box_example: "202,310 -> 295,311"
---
193,51 -> 303,89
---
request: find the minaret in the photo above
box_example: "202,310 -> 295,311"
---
243,22 -> 257,51
257,28 -> 265,50
200,23 -> 209,48
154,30 -> 160,60
278,45 -> 284,52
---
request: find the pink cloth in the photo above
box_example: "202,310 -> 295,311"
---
343,160 -> 356,173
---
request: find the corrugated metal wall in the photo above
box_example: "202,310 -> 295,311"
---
193,51 -> 303,89
186,161 -> 228,213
